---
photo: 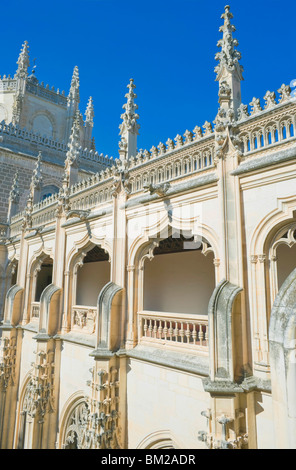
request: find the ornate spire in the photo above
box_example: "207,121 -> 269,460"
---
69,66 -> 80,102
215,5 -> 243,80
16,41 -> 30,79
119,79 -> 140,137
119,79 -> 140,160
65,110 -> 81,169
85,96 -> 94,125
30,152 -> 43,194
63,110 -> 81,191
9,171 -> 20,203
7,171 -> 20,222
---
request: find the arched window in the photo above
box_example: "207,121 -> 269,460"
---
75,246 -> 110,307
32,114 -> 53,137
35,256 -> 53,302
143,234 -> 215,315
40,185 -> 59,201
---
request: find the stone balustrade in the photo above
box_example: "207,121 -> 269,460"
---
138,311 -> 209,353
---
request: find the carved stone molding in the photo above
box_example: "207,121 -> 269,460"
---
0,337 -> 17,391
23,349 -> 55,421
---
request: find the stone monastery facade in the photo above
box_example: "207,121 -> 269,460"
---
0,5 -> 296,450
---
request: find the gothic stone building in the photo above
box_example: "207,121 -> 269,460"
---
0,5 -> 296,450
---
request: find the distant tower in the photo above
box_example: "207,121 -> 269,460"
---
119,78 -> 140,160
215,5 -> 243,118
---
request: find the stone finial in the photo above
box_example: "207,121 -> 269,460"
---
184,130 -> 193,144
119,78 -> 140,137
237,103 -> 249,121
203,121 -> 213,136
278,84 -> 291,103
158,142 -> 166,155
263,91 -> 276,109
9,171 -> 20,203
16,41 -> 30,79
69,66 -> 80,102
174,134 -> 183,148
249,97 -> 262,115
193,126 -> 203,140
166,138 -> 175,150
215,5 -> 243,80
85,96 -> 94,125
150,146 -> 158,157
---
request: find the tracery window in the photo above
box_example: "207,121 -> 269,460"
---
63,401 -> 89,449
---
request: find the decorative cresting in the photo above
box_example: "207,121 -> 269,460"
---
64,368 -> 120,449
23,349 -> 55,420
269,267 -> 296,449
0,336 -> 17,391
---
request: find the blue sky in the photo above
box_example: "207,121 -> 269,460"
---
2,0 -> 296,158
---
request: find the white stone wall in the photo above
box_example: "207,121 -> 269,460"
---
127,359 -> 209,449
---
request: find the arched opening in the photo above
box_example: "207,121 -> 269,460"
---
139,233 -> 216,351
11,264 -> 18,287
40,185 -> 59,201
276,234 -> 296,290
71,246 -> 110,334
35,256 -> 53,302
143,235 -> 215,315
75,246 -> 110,306
62,400 -> 89,449
16,379 -> 37,449
32,114 -> 53,137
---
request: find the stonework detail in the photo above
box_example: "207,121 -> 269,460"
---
23,350 -> 55,420
64,368 -> 120,449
